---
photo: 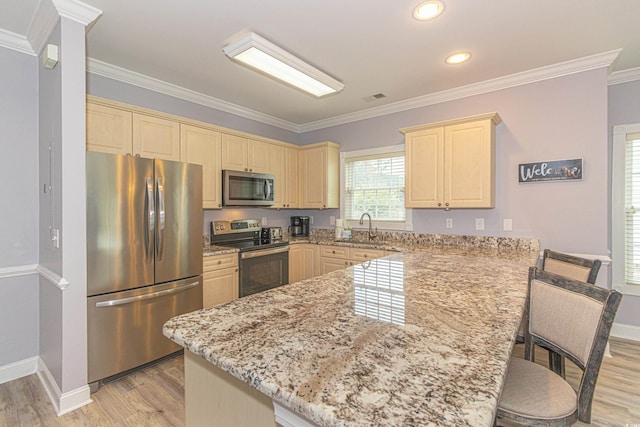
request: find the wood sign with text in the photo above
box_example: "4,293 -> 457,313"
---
518,158 -> 582,183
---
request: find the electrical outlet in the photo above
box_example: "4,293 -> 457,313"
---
475,218 -> 485,231
330,216 -> 336,225
503,219 -> 513,231
310,216 -> 314,225
446,218 -> 453,229
51,228 -> 60,248
261,216 -> 267,226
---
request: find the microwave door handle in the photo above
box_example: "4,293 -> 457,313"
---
156,177 -> 165,260
145,177 -> 155,261
264,180 -> 271,200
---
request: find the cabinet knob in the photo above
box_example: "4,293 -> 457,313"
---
364,255 -> 368,258
445,202 -> 450,207
217,260 -> 222,264
345,261 -> 349,265
437,203 -> 442,207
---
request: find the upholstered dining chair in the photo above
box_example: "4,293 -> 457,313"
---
516,250 -> 602,377
496,267 -> 621,426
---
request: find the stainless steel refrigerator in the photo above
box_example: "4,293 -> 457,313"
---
86,152 -> 203,388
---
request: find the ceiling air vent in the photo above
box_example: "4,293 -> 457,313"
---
363,93 -> 387,102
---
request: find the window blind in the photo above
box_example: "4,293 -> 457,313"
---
344,152 -> 405,221
625,137 -> 640,285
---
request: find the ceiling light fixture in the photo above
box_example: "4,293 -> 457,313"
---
413,1 -> 445,20
445,51 -> 471,64
223,32 -> 344,98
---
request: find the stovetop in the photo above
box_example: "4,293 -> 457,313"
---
210,219 -> 287,252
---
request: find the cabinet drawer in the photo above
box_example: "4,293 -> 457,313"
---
203,253 -> 238,272
320,246 -> 349,259
350,248 -> 385,262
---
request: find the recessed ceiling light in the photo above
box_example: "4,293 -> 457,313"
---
413,1 -> 445,20
445,51 -> 471,64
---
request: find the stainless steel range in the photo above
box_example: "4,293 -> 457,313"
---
210,219 -> 289,297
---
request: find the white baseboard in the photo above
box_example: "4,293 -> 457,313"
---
37,358 -> 92,416
611,322 -> 640,342
0,356 -> 39,385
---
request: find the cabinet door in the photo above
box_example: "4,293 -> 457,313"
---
444,120 -> 495,208
301,245 -> 318,280
221,134 -> 248,171
181,124 -> 222,209
405,128 -> 444,208
248,139 -> 270,173
286,147 -> 299,208
269,144 -> 287,208
86,102 -> 133,154
320,257 -> 348,275
289,245 -> 303,284
132,113 -> 180,160
301,146 -> 327,208
203,266 -> 239,308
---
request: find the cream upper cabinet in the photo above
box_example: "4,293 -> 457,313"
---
132,113 -> 181,161
221,134 -> 269,173
86,102 -> 133,154
269,144 -> 300,209
402,113 -> 501,209
286,147 -> 299,208
181,124 -> 222,209
248,139 -> 270,173
300,142 -> 340,209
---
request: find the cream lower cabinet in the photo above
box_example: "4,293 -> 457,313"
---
181,124 -> 222,209
203,253 -> 239,308
289,244 -> 318,283
300,142 -> 340,209
319,246 -> 386,275
402,112 -> 501,209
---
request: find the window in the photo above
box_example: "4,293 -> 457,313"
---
340,145 -> 412,231
612,123 -> 640,296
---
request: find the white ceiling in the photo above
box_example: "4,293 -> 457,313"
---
2,0 -> 640,131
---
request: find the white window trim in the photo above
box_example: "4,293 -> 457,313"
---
612,123 -> 640,297
340,144 -> 413,232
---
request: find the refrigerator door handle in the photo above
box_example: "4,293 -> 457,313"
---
95,280 -> 200,308
145,177 -> 155,261
157,177 -> 165,260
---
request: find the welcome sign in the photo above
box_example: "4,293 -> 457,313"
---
518,158 -> 582,183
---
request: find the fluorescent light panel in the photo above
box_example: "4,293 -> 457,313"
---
224,32 -> 344,97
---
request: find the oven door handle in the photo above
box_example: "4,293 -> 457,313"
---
240,246 -> 289,259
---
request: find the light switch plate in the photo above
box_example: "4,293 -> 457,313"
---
261,216 -> 267,226
475,218 -> 485,231
503,219 -> 513,231
446,218 -> 453,229
330,216 -> 336,225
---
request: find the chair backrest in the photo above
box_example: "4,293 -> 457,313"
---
542,249 -> 601,284
525,267 -> 621,423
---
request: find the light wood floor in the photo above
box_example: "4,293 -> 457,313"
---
1,338 -> 638,426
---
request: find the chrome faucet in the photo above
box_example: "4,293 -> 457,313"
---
359,212 -> 378,241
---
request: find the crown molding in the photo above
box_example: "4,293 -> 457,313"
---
0,28 -> 35,56
27,0 -> 59,56
51,0 -> 102,28
27,0 -> 102,56
608,66 -> 640,85
87,58 -> 300,132
299,49 -> 623,132
88,49 -> 623,134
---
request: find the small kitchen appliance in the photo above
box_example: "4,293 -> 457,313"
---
290,216 -> 310,237
261,226 -> 283,244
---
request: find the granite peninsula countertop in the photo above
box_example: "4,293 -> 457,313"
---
166,245 -> 537,427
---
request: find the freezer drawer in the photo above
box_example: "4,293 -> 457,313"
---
87,276 -> 203,384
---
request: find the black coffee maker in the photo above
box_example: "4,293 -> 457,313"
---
290,216 -> 310,237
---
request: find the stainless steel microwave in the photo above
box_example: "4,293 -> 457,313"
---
222,170 -> 274,206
